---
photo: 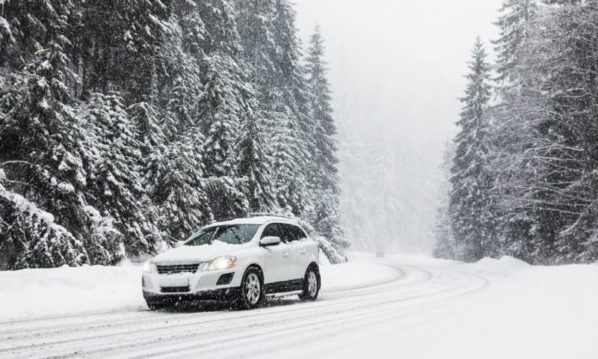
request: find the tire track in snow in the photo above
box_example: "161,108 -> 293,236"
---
0,262 -> 488,359
0,264 -> 414,356
0,264 -> 408,345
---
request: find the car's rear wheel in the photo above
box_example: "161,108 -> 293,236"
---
299,265 -> 320,301
238,267 -> 264,310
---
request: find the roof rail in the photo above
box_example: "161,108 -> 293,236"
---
247,212 -> 295,219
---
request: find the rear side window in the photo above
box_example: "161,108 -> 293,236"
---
261,223 -> 307,243
280,224 -> 307,242
279,224 -> 294,242
293,226 -> 308,240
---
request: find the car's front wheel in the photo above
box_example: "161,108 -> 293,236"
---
299,265 -> 320,301
238,267 -> 264,310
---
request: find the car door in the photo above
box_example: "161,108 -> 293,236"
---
282,224 -> 307,280
260,223 -> 290,284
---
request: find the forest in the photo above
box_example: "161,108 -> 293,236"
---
0,0 -> 347,269
436,0 -> 598,264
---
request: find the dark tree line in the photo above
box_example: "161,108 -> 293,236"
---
0,0 -> 347,269
436,0 -> 598,265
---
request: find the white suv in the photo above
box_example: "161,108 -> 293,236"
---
142,216 -> 321,310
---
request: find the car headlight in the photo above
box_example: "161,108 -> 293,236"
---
206,256 -> 237,271
143,261 -> 157,273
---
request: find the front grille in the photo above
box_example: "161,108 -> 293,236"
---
161,286 -> 190,293
157,263 -> 200,275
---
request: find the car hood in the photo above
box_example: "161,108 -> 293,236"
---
152,241 -> 251,264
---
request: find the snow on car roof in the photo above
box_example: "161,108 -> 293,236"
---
215,216 -> 299,226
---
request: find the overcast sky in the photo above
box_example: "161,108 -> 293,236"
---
295,0 -> 503,252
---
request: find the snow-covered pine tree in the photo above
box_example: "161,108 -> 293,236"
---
194,0 -> 255,220
171,0 -> 206,58
235,0 -> 277,97
488,0 -> 541,260
433,142 -> 459,259
159,7 -> 204,141
0,0 -> 77,69
236,107 -> 275,213
0,0 -> 348,267
269,0 -> 313,217
519,1 -> 598,264
0,181 -> 88,269
449,39 -> 496,262
549,1 -> 598,263
128,102 -> 167,157
235,0 -> 311,217
148,130 -> 214,242
76,0 -> 170,102
0,41 -> 92,266
78,92 -> 161,257
494,0 -> 539,89
305,26 -> 348,254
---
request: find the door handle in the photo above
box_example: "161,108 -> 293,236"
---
282,252 -> 289,257
300,250 -> 306,255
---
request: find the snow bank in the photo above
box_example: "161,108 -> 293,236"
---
473,256 -> 530,273
0,254 -> 398,320
476,256 -> 529,267
0,265 -> 144,320
320,258 -> 401,292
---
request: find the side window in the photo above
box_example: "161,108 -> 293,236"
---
294,226 -> 308,240
280,224 -> 295,243
283,224 -> 306,242
261,224 -> 281,239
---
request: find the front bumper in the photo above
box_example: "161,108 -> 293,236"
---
143,287 -> 241,305
142,264 -> 244,303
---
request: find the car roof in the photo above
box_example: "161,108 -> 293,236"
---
213,216 -> 300,226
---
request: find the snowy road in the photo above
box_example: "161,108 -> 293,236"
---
0,259 -> 489,359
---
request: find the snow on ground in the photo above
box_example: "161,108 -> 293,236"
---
0,254 -> 398,320
326,254 -> 598,359
1,252 -> 597,359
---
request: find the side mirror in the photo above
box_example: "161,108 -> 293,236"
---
175,241 -> 186,248
260,236 -> 281,247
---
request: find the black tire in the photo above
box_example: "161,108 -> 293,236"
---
237,267 -> 265,310
299,265 -> 320,301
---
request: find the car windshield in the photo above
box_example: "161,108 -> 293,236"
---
184,224 -> 260,246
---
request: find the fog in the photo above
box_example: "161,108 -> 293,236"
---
296,0 -> 502,253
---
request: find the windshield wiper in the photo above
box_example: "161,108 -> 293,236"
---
231,229 -> 243,244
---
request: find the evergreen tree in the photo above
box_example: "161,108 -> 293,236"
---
305,26 -> 347,252
270,0 -> 313,216
235,0 -> 277,98
494,0 -> 539,88
0,0 -> 78,69
0,181 -> 89,269
159,9 -> 204,140
449,39 -> 496,262
0,0 -> 349,268
0,42 -> 97,265
79,92 -> 160,257
489,0 -> 541,260
433,143 -> 458,259
149,132 -> 214,242
519,2 -> 598,263
194,0 -> 255,220
235,0 -> 311,217
237,109 -> 275,212
77,0 -> 170,101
